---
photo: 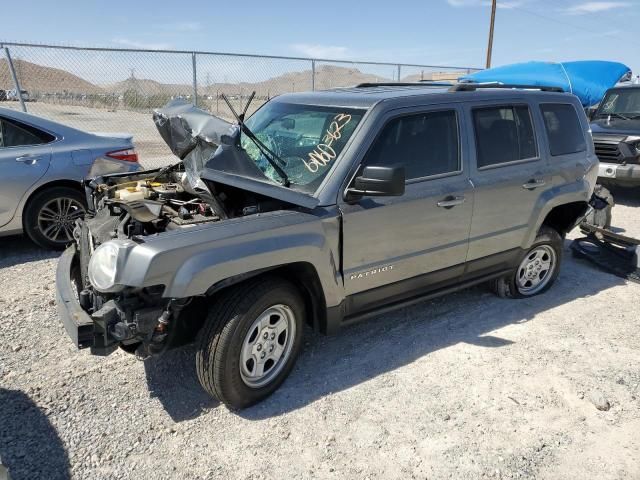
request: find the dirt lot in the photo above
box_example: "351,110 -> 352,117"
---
1,190 -> 639,480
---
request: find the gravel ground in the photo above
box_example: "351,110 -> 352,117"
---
1,189 -> 639,480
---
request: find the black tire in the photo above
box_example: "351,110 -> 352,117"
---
23,186 -> 86,250
196,276 -> 304,410
491,226 -> 563,299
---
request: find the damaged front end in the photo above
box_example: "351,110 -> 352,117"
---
57,100 -> 288,357
57,241 -> 193,356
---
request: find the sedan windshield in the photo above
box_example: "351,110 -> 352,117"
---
242,102 -> 364,193
596,89 -> 640,118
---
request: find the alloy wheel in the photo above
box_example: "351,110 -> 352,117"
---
516,245 -> 556,295
239,304 -> 296,388
37,197 -> 85,244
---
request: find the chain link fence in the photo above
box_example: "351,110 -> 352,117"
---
0,42 -> 480,168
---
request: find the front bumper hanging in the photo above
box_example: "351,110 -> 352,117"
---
55,244 -> 95,349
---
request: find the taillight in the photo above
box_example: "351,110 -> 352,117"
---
106,149 -> 138,163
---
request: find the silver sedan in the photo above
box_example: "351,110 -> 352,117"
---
0,107 -> 140,249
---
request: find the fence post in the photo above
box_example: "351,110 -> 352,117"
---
3,47 -> 27,112
192,52 -> 198,107
397,64 -> 401,82
311,60 -> 316,91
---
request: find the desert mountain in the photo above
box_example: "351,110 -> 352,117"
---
201,64 -> 391,96
0,58 -> 103,94
1,58 -> 466,98
108,77 -> 191,96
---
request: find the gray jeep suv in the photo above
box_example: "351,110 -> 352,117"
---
56,83 -> 598,409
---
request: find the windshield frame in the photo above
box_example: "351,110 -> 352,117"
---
595,88 -> 640,118
241,100 -> 368,195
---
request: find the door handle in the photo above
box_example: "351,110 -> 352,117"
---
16,155 -> 41,165
522,179 -> 546,190
437,195 -> 466,208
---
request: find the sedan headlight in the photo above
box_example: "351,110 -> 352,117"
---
88,240 -> 134,293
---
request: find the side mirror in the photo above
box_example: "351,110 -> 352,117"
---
587,106 -> 598,121
346,165 -> 405,200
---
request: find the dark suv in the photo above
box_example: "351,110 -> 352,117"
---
591,84 -> 640,186
57,83 -> 598,409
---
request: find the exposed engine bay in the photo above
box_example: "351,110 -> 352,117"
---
84,165 -> 288,245
85,166 -> 212,240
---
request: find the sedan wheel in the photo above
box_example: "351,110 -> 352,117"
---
37,197 -> 85,244
24,186 -> 87,250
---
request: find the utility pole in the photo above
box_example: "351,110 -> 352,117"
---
486,0 -> 497,69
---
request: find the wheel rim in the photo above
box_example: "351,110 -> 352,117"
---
239,304 -> 296,389
37,197 -> 85,244
516,245 -> 556,295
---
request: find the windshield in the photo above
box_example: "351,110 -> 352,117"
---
596,89 -> 640,118
241,102 -> 364,193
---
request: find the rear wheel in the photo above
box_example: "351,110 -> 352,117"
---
23,187 -> 86,250
196,276 -> 304,410
492,226 -> 562,298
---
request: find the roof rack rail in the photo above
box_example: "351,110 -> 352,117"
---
449,82 -> 565,93
354,82 -> 453,88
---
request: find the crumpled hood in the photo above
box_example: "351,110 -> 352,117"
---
153,100 -> 233,190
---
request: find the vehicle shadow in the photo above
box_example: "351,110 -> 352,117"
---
241,241 -> 625,419
609,186 -> 640,207
143,344 -> 219,422
142,241 -> 624,420
0,235 -> 59,269
0,388 -> 70,480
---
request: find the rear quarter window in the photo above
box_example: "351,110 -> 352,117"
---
540,103 -> 586,156
0,117 -> 56,148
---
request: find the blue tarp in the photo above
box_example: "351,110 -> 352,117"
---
459,61 -> 631,106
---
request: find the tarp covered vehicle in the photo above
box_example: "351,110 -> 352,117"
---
460,60 -> 631,107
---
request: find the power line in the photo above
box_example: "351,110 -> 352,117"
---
507,1 -> 633,41
540,0 -> 639,33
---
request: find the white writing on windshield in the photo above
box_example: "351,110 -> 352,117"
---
303,114 -> 352,173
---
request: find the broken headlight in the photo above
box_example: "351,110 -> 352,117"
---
88,240 -> 135,293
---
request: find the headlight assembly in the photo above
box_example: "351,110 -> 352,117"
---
88,240 -> 134,293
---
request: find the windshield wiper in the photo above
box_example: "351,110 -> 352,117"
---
221,92 -> 290,187
598,112 -> 631,121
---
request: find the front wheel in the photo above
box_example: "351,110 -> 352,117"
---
492,226 -> 563,298
196,276 -> 304,410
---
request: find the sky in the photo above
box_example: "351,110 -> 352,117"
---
2,0 -> 639,81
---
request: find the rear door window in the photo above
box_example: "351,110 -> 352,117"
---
0,117 -> 55,148
364,110 -> 460,180
540,103 -> 586,156
473,105 -> 537,168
